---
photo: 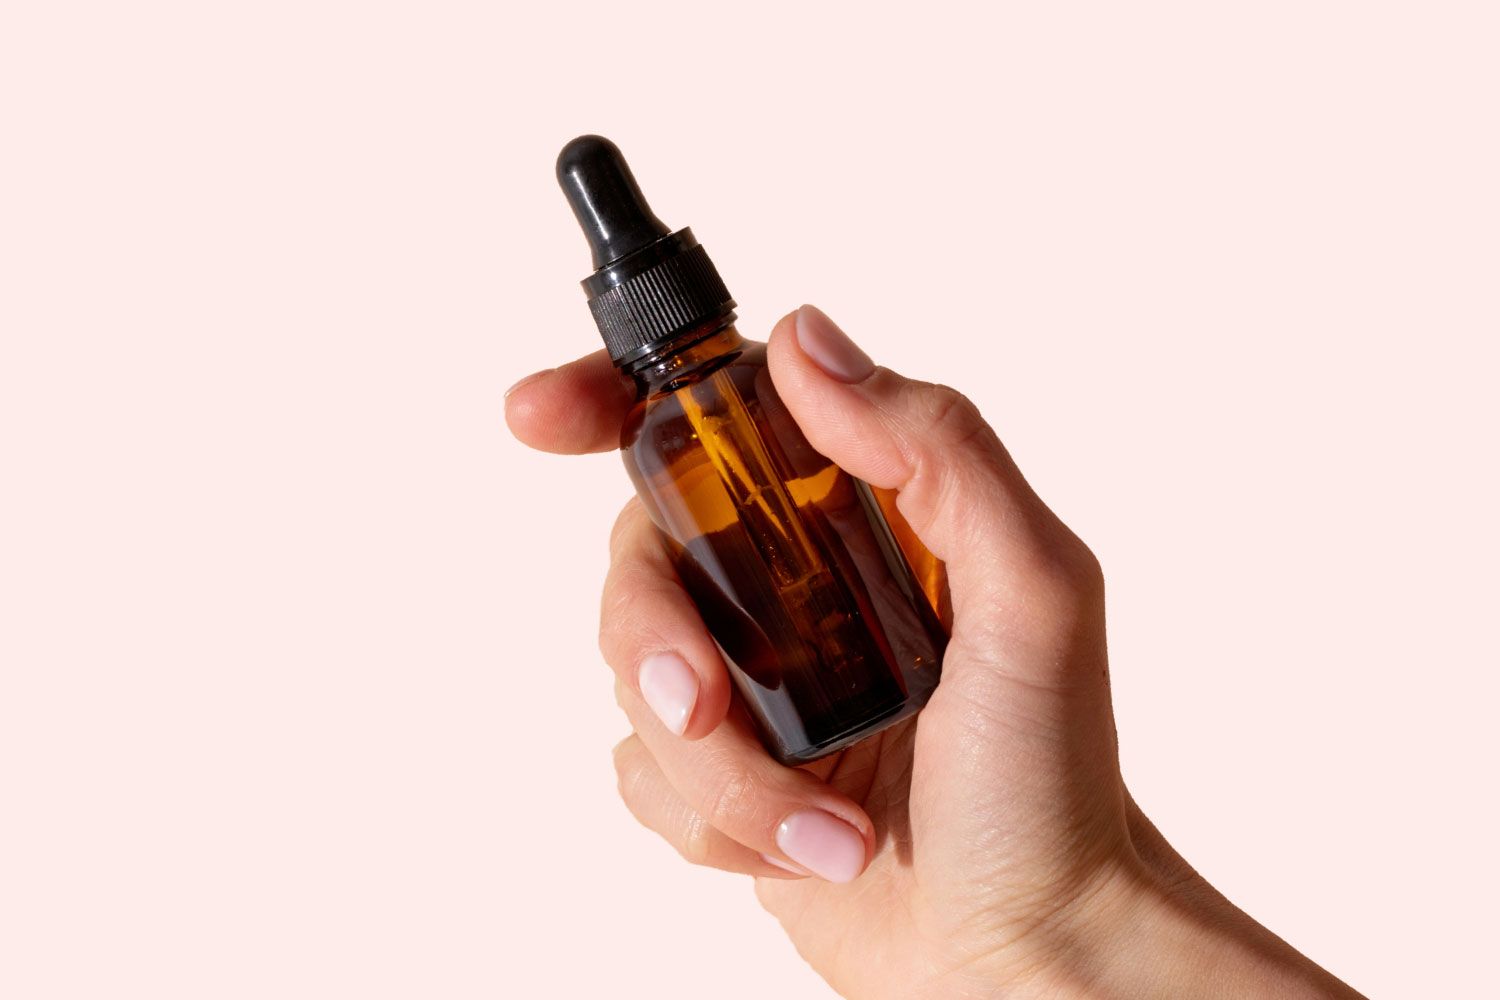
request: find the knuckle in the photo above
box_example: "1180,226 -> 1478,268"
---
676,813 -> 718,867
920,383 -> 992,452
701,767 -> 761,832
607,500 -> 644,555
597,567 -> 659,668
612,738 -> 646,804
1018,529 -> 1106,629
1048,530 -> 1105,596
597,583 -> 634,661
896,383 -> 999,525
599,535 -> 680,671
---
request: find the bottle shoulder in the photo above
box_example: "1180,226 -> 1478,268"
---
621,340 -> 770,452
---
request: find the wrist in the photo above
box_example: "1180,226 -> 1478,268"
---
980,806 -> 1364,999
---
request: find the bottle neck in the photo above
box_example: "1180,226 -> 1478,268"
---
621,316 -> 743,396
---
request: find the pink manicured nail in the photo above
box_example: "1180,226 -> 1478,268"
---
637,653 -> 698,736
776,809 -> 867,883
795,305 -> 875,383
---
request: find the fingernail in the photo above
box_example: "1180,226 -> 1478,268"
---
637,653 -> 698,736
504,369 -> 550,399
795,305 -> 874,383
759,853 -> 811,877
776,809 -> 867,883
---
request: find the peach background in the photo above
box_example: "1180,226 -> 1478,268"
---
2,2 -> 1497,997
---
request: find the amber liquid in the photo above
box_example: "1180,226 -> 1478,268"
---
621,321 -> 950,764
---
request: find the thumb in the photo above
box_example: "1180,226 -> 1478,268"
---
766,305 -> 1103,679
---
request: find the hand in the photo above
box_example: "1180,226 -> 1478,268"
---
506,305 -> 1362,999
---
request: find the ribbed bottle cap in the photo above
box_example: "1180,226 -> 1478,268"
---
557,136 -> 736,365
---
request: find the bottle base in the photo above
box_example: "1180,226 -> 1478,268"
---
769,691 -> 931,766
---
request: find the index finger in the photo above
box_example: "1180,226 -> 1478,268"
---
504,349 -> 633,454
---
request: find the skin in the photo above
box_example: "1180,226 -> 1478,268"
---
505,306 -> 1364,999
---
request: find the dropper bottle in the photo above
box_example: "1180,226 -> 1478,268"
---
557,135 -> 947,764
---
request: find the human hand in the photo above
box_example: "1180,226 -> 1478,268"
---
506,305 -> 1361,999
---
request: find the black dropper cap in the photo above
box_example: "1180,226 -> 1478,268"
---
557,135 -> 735,366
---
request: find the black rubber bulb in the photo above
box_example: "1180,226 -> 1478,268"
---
556,135 -> 671,269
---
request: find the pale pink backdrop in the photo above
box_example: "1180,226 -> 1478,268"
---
2,2 -> 1497,997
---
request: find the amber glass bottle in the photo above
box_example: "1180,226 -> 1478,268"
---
558,136 -> 948,764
